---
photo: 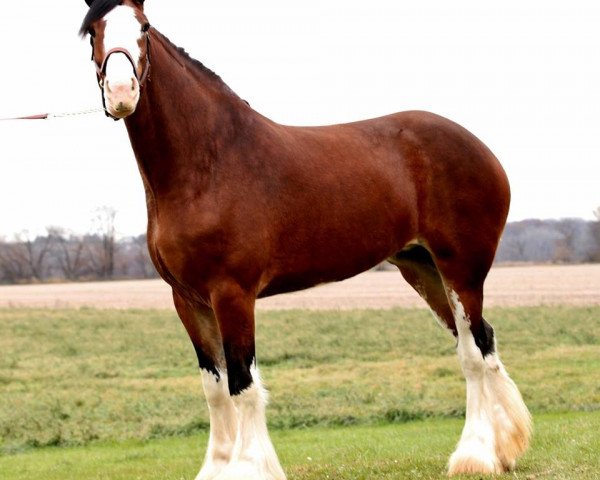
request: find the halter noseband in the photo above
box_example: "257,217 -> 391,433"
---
92,29 -> 151,120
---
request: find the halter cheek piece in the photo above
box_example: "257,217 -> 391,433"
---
91,27 -> 151,120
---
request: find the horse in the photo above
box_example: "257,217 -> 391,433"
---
80,1 -> 532,478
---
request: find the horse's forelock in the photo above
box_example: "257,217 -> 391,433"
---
79,0 -> 124,36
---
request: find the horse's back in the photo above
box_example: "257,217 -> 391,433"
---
276,110 -> 510,241
280,110 -> 508,199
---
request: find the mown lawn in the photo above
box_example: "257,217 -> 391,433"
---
1,411 -> 599,479
0,306 -> 599,453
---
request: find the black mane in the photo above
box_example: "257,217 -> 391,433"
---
79,0 -> 123,36
154,31 -> 244,102
157,32 -> 222,83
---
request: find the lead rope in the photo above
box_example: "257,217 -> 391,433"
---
0,107 -> 104,121
2,29 -> 150,122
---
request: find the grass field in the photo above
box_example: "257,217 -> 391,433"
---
1,411 -> 599,480
0,306 -> 599,478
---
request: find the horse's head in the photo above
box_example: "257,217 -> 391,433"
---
80,0 -> 150,119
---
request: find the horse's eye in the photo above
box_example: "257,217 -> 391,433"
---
141,23 -> 150,33
88,28 -> 96,38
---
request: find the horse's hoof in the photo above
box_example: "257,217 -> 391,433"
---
210,460 -> 286,480
501,458 -> 516,472
195,466 -> 222,480
448,442 -> 503,476
212,461 -> 264,480
195,458 -> 232,480
448,457 -> 503,476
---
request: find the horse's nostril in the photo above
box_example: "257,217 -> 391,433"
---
131,78 -> 136,91
105,80 -> 112,93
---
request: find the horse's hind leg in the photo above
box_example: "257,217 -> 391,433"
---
173,293 -> 238,480
391,244 -> 531,475
433,258 -> 532,476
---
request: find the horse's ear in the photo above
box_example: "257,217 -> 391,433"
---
85,0 -> 94,6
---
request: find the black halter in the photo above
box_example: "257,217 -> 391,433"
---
91,27 -> 151,120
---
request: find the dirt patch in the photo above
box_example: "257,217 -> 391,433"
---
0,264 -> 599,310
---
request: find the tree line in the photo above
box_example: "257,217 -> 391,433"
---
1,211 -> 599,284
0,229 -> 157,284
496,213 -> 600,263
0,207 -> 157,284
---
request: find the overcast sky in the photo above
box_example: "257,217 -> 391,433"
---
0,1 -> 598,237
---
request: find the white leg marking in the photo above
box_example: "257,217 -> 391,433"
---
447,291 -> 531,476
448,291 -> 501,475
215,366 -> 286,480
483,351 -> 532,471
196,370 -> 238,480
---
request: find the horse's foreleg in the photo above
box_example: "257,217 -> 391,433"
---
227,366 -> 285,480
212,285 -> 286,480
446,288 -> 532,476
198,370 -> 238,480
172,293 -> 238,480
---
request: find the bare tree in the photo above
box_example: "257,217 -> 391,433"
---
123,234 -> 157,278
0,231 -> 52,282
0,239 -> 30,283
47,227 -> 91,280
496,221 -> 534,262
590,207 -> 600,262
23,231 -> 52,281
552,218 -> 590,263
89,207 -> 118,280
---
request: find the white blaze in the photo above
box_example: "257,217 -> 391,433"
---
103,6 -> 143,80
101,6 -> 143,117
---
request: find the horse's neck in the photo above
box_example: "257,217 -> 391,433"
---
124,31 -> 253,198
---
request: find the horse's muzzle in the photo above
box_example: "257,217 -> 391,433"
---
104,77 -> 140,118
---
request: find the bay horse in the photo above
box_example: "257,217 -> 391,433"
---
80,1 -> 532,478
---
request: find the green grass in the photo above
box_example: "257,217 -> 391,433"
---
0,411 -> 599,479
0,306 -> 599,453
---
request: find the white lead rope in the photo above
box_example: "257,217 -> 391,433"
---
0,107 -> 104,121
49,107 -> 105,119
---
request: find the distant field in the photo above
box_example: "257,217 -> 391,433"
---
1,264 -> 600,310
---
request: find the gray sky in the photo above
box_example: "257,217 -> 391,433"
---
0,1 -> 598,237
